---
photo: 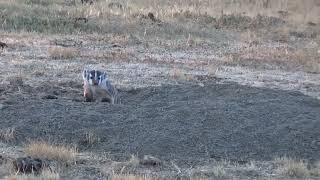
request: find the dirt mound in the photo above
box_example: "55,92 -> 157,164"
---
1,82 -> 319,166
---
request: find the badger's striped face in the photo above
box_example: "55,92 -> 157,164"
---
83,70 -> 107,86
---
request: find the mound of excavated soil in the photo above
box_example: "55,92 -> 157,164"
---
1,82 -> 319,166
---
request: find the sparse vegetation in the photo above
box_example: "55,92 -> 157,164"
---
212,164 -> 226,177
24,141 -> 77,163
110,174 -> 159,180
5,170 -> 59,180
310,161 -> 320,177
275,157 -> 310,179
1,0 -> 319,34
128,154 -> 140,167
0,128 -> 16,142
48,47 -> 79,59
83,131 -> 101,145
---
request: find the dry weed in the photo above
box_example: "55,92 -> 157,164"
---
48,47 -> 79,59
83,131 -> 101,145
169,67 -> 186,80
212,164 -> 226,177
291,49 -> 320,73
310,161 -> 320,177
0,161 -> 13,178
275,157 -> 310,179
0,128 -> 16,142
5,170 -> 59,180
128,154 -> 140,167
24,141 -> 77,163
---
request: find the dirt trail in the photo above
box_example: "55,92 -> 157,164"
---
1,82 -> 319,166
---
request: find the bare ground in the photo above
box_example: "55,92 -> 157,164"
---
1,81 -> 320,163
0,4 -> 320,178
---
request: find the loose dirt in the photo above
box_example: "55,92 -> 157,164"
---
1,81 -> 319,167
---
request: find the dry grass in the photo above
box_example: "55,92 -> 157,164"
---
212,164 -> 226,177
81,0 -> 320,25
5,170 -> 59,180
128,154 -> 140,167
1,0 -> 319,34
225,43 -> 320,73
0,128 -> 16,142
291,49 -> 320,73
310,161 -> 320,177
48,47 -> 79,59
111,173 -> 218,180
111,174 -> 162,180
169,67 -> 185,80
275,157 -> 310,179
24,141 -> 77,163
83,131 -> 101,145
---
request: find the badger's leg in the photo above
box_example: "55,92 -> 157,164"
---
83,84 -> 93,102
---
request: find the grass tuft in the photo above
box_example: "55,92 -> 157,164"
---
0,128 -> 16,142
212,164 -> 226,177
24,141 -> 77,163
48,47 -> 79,59
83,131 -> 101,145
275,157 -> 310,179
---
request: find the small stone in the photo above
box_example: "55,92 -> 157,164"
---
42,95 -> 58,99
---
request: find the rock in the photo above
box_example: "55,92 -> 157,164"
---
0,41 -> 8,49
42,95 -> 58,100
148,12 -> 156,22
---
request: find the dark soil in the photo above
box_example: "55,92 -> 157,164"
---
1,82 -> 320,167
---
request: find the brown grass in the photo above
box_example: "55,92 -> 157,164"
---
83,0 -> 320,25
1,0 -> 320,35
275,157 -> 310,179
48,47 -> 79,59
0,128 -> 16,142
24,141 -> 77,163
5,170 -> 59,180
224,43 -> 320,73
